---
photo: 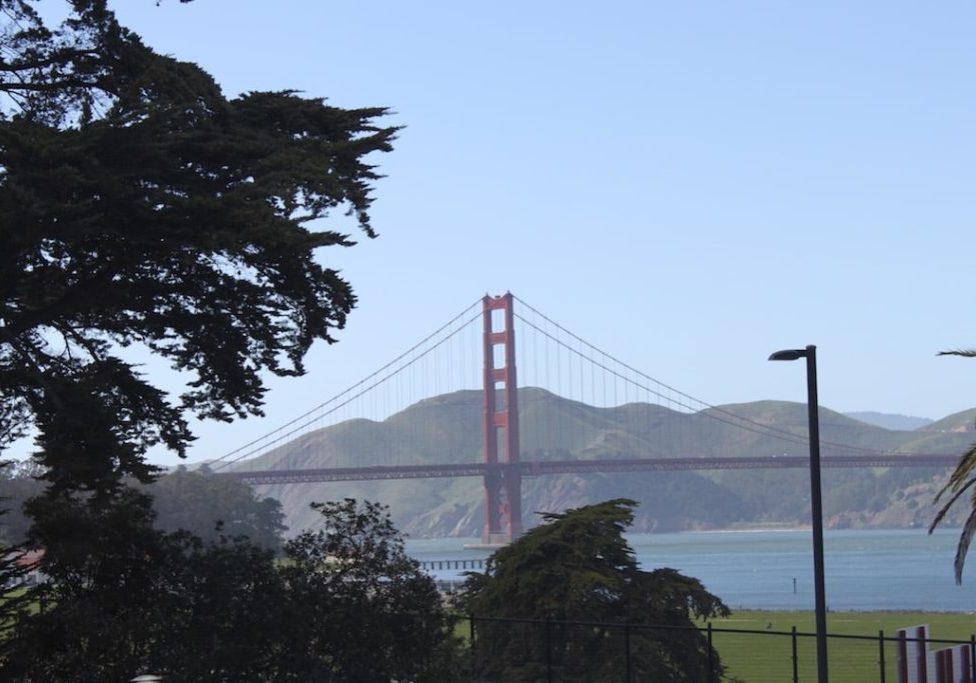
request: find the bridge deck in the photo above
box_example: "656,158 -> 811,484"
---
224,454 -> 959,486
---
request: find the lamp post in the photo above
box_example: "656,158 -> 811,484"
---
769,344 -> 828,683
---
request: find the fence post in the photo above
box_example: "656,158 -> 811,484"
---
707,622 -> 715,683
792,626 -> 799,683
624,622 -> 632,683
878,630 -> 885,683
469,614 -> 476,677
546,615 -> 553,683
969,634 -> 976,681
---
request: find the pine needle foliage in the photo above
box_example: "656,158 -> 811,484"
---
462,498 -> 731,681
0,0 -> 398,495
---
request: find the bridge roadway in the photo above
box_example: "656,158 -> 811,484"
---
224,453 -> 960,486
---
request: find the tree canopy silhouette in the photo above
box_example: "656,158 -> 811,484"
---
462,498 -> 731,681
0,0 -> 397,494
1,496 -> 462,681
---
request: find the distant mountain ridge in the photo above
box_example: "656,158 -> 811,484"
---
844,411 -> 933,431
239,389 -> 976,536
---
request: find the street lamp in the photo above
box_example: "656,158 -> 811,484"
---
769,344 -> 828,683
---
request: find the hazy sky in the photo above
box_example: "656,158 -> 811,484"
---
81,1 -> 976,465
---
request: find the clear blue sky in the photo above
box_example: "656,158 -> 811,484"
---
91,1 -> 976,465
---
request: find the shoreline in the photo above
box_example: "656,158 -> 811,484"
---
409,524 -> 961,541
685,525 -> 809,534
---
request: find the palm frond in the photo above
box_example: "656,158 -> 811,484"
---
935,347 -> 976,583
953,507 -> 976,584
933,442 -> 976,505
930,475 -> 976,532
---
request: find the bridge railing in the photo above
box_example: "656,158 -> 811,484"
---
466,614 -> 976,683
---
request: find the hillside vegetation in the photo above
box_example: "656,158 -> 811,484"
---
236,389 -> 976,536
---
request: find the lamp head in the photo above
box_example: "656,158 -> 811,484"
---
769,349 -> 808,361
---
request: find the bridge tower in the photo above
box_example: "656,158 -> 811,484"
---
481,293 -> 522,545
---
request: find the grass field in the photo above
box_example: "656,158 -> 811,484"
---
710,610 -> 976,682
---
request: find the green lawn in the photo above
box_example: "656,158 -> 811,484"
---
710,610 -> 976,683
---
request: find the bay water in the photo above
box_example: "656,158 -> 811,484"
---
405,528 -> 976,612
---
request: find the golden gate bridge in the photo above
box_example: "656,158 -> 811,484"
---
210,293 -> 963,544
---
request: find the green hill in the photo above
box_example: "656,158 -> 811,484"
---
923,407 -> 976,434
237,389 -> 976,536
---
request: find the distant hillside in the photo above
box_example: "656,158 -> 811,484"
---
924,408 -> 976,434
844,411 -> 933,431
238,389 -> 976,537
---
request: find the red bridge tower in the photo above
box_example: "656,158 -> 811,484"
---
481,293 -> 522,545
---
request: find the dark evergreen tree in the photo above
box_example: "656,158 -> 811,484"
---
278,499 -> 464,682
0,463 -> 287,549
1,496 -> 463,682
462,499 -> 730,682
3,487 -> 293,681
3,488 -> 190,680
147,466 -> 286,550
0,0 -> 397,495
0,460 -> 44,544
0,5 -> 430,678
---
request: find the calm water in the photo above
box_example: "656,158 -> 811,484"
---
405,528 -> 976,612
